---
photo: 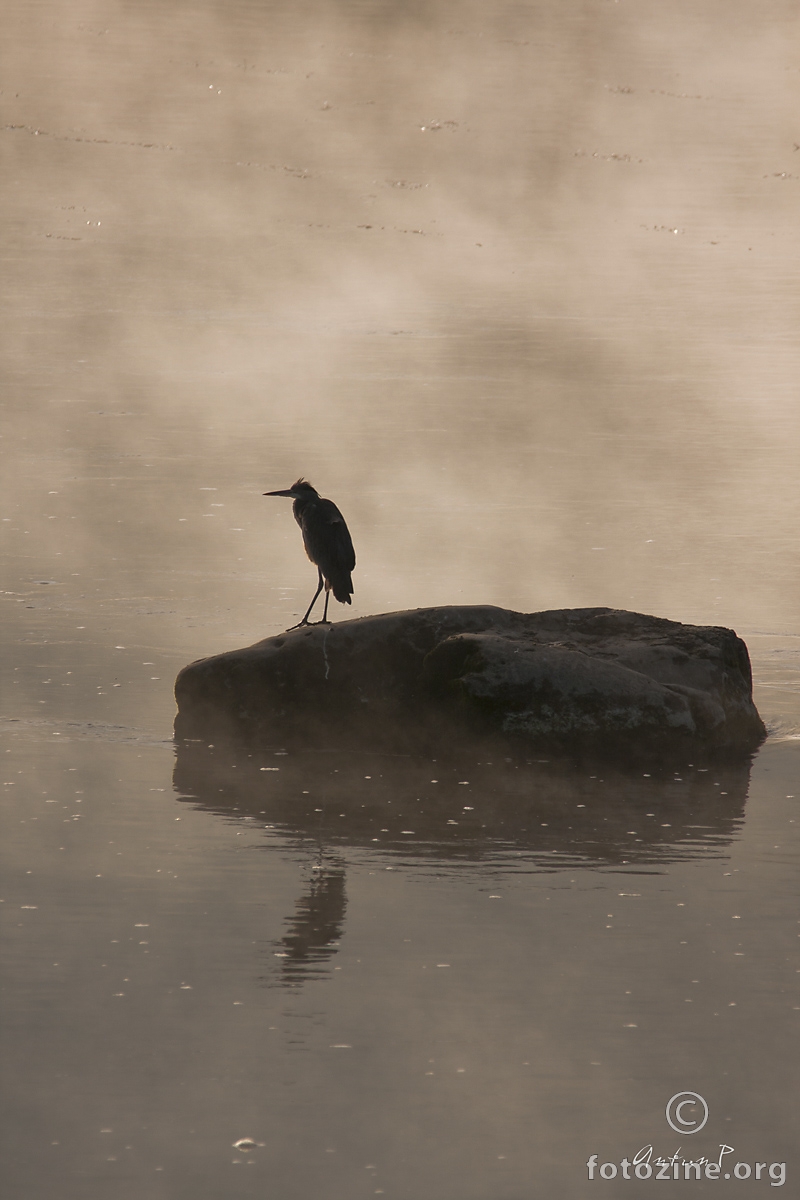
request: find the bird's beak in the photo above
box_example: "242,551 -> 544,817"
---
263,489 -> 295,497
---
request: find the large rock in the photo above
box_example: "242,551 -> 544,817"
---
173,606 -> 766,758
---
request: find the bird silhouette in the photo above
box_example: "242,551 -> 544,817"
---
264,479 -> 355,628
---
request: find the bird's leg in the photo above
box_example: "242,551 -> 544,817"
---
287,569 -> 324,630
321,584 -> 331,624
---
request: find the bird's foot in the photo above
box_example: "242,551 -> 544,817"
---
285,617 -> 332,631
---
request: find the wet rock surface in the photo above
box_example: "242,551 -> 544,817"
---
174,606 -> 766,758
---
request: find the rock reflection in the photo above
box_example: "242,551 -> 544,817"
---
174,738 -> 753,867
174,735 -> 752,985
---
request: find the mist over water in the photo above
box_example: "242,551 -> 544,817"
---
2,2 -> 799,1197
5,0 -> 800,640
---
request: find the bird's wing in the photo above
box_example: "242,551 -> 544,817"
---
300,499 -> 356,575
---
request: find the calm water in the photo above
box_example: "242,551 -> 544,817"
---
2,1 -> 799,1196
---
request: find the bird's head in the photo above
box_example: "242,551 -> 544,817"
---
263,478 -> 318,499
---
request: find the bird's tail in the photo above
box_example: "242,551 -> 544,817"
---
328,572 -> 353,605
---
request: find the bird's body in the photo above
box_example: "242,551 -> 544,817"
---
264,479 -> 355,627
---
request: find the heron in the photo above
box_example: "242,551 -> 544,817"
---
264,479 -> 356,628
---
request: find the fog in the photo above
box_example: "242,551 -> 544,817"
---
4,0 -> 800,658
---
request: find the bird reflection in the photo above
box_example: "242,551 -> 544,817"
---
272,865 -> 346,987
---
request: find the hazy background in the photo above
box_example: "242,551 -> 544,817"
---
4,0 -> 800,669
